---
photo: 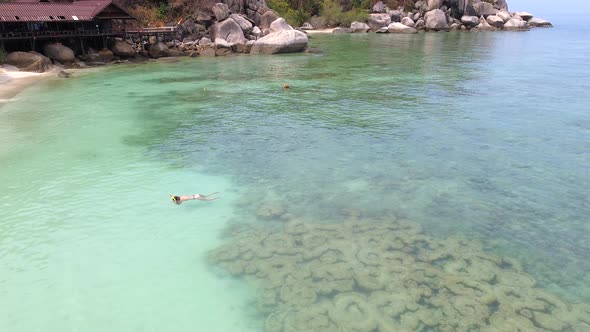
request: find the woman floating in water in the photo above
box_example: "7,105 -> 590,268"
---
170,192 -> 220,205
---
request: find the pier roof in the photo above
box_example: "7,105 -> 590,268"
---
0,0 -> 134,23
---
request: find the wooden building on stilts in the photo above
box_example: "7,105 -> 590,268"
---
0,0 -> 137,53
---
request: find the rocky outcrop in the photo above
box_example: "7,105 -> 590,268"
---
211,17 -> 247,44
461,15 -> 479,27
387,22 -> 418,34
98,48 -> 114,62
111,40 -> 135,58
149,42 -> 169,58
486,15 -> 504,28
250,29 -> 308,54
270,17 -> 292,32
475,16 -> 495,30
424,9 -> 449,30
5,51 -> 52,73
427,0 -> 443,11
212,3 -> 230,21
259,10 -> 279,32
372,0 -> 385,13
368,14 -> 391,30
528,17 -> 553,27
230,14 -> 253,34
300,22 -> 314,30
497,10 -> 511,22
515,12 -> 533,21
350,21 -> 370,33
473,2 -> 497,17
401,17 -> 416,28
43,42 -> 75,63
504,18 -> 528,30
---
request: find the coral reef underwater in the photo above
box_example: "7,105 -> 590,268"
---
209,216 -> 590,331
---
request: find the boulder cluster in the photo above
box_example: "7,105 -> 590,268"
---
2,0 -> 308,73
209,217 -> 589,331
329,0 -> 552,34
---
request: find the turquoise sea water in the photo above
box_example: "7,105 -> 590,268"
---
1,23 -> 589,331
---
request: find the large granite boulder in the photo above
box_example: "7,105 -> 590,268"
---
149,42 -> 169,58
493,0 -> 508,11
387,22 -> 418,33
212,3 -> 230,21
223,0 -> 245,14
448,0 -> 477,19
43,42 -> 75,63
211,18 -> 247,44
474,2 -> 497,17
415,19 -> 425,29
259,10 -> 279,32
497,10 -> 511,22
214,38 -> 233,55
401,17 -> 416,28
461,15 -> 479,27
350,21 -> 370,33
515,12 -> 533,21
250,29 -> 308,54
368,14 -> 391,30
427,0 -> 442,11
5,51 -> 52,73
270,17 -> 292,32
504,18 -> 529,30
98,48 -> 114,62
389,10 -> 402,22
300,22 -> 314,30
486,15 -> 504,28
476,16 -> 495,30
372,0 -> 385,13
528,17 -> 553,27
230,13 -> 253,34
243,0 -> 268,25
424,9 -> 449,30
111,40 -> 135,58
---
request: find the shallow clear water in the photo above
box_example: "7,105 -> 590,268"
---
1,25 -> 589,331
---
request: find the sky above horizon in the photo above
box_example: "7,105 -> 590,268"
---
508,0 -> 589,17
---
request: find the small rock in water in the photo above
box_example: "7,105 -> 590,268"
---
58,70 -> 71,78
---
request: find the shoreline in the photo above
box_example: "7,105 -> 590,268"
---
305,28 -> 335,34
0,66 -> 56,103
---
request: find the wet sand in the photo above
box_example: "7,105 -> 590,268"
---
0,66 -> 53,102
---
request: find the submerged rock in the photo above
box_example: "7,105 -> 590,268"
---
209,218 -> 590,332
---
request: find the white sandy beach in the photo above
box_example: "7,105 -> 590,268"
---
0,66 -> 53,102
305,28 -> 335,34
